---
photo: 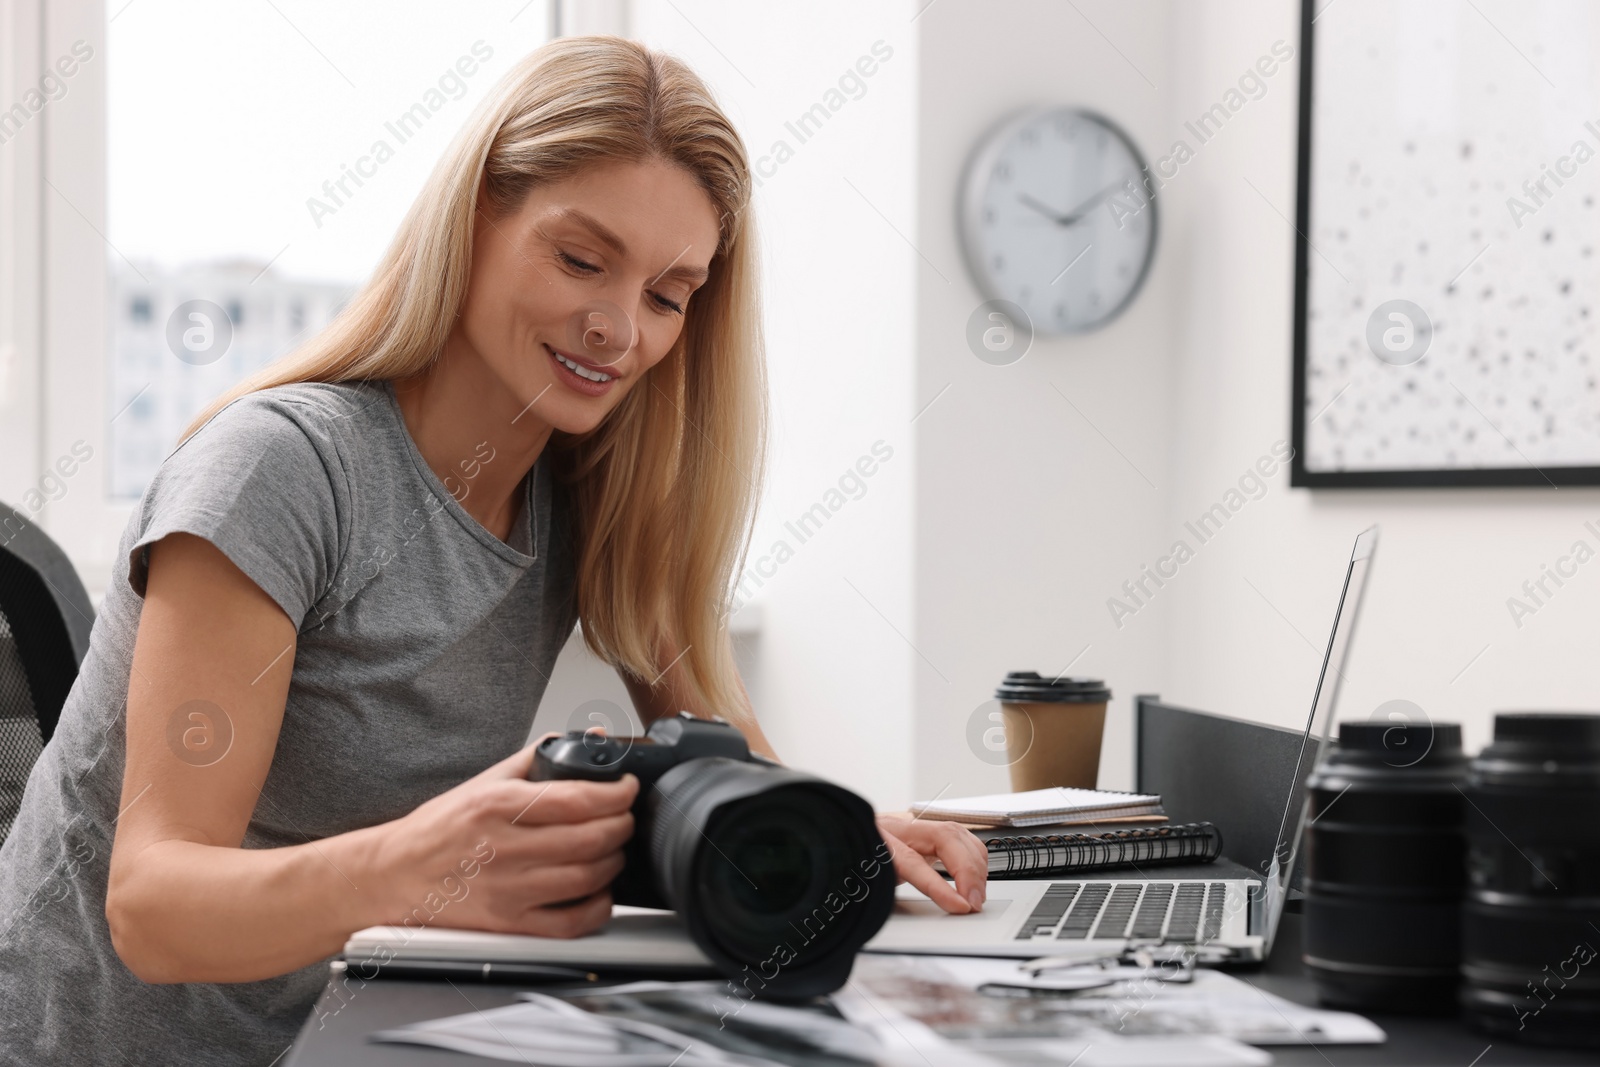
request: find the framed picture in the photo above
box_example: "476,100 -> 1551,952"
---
1291,0 -> 1600,487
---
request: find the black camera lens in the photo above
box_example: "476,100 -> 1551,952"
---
709,800 -> 823,919
1302,720 -> 1467,1013
644,758 -> 895,998
1461,713 -> 1600,1048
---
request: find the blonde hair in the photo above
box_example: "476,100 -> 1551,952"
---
184,36 -> 766,720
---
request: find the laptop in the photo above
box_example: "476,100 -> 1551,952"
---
867,525 -> 1378,964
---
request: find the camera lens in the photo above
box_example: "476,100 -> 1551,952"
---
712,800 -> 821,917
643,758 -> 896,998
699,788 -> 866,963
1302,721 -> 1467,1013
1461,713 -> 1600,1048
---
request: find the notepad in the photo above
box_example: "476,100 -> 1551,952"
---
344,906 -> 715,980
910,786 -> 1164,827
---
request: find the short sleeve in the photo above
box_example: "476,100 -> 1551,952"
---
127,395 -> 345,627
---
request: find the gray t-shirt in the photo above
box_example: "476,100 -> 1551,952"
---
0,380 -> 579,1065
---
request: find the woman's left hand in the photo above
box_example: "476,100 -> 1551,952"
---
875,814 -> 988,914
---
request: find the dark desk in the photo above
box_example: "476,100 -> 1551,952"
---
284,906 -> 1595,1066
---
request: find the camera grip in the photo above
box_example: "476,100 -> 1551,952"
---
530,734 -> 631,782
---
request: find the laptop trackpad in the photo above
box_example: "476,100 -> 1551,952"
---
868,884 -> 1024,951
891,898 -> 1015,920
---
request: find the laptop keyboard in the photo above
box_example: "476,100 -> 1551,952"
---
1015,881 -> 1229,942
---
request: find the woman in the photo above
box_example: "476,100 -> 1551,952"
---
0,35 -> 985,1066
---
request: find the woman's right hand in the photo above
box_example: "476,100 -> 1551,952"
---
372,742 -> 639,939
110,521 -> 638,983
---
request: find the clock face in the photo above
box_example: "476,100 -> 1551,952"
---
960,108 -> 1157,335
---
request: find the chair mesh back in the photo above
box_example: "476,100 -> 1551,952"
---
0,510 -> 90,850
0,608 -> 45,846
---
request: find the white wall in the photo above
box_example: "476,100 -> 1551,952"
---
614,0 -> 920,807
0,0 -> 45,507
1160,0 -> 1600,755
737,0 -> 1600,806
893,0 -> 1600,805
910,0 -> 1177,799
621,0 -> 1182,809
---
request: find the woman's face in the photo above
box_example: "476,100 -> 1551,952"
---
456,157 -> 721,435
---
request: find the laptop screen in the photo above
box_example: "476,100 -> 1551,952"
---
1260,525 -> 1378,952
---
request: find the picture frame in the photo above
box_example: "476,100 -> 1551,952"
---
1290,0 -> 1600,487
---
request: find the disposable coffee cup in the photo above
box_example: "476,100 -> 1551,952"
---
995,672 -> 1112,792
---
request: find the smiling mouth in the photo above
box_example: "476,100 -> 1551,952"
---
546,344 -> 616,383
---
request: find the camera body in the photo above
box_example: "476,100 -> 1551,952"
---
534,712 -> 767,908
532,712 -> 896,997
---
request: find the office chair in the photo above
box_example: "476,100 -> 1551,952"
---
0,504 -> 94,847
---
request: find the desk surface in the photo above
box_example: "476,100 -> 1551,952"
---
285,908 -> 1596,1067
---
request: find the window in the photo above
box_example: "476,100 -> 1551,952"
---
102,1 -> 553,500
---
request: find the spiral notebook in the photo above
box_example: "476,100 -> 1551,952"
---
944,821 -> 1224,879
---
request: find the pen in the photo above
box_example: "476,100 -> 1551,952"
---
337,959 -> 598,983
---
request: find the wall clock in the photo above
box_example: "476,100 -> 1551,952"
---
959,107 -> 1157,335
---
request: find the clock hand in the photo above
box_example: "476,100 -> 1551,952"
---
1018,192 -> 1073,224
1054,177 -> 1134,225
1016,178 -> 1135,227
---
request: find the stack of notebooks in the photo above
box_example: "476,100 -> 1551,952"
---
911,786 -> 1223,878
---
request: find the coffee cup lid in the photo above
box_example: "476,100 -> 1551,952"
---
995,671 -> 1111,704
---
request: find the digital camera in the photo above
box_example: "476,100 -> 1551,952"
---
532,713 -> 896,997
